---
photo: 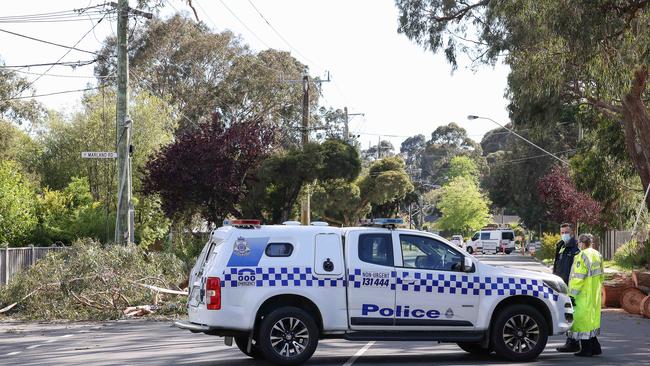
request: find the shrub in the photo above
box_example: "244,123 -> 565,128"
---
0,238 -> 187,320
0,160 -> 37,246
539,232 -> 560,260
613,239 -> 649,269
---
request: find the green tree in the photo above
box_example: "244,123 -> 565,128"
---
243,139 -> 361,223
447,155 -> 479,183
436,176 -> 490,236
312,156 -> 414,225
0,161 -> 37,246
395,0 -> 650,210
0,66 -> 44,129
420,123 -> 484,186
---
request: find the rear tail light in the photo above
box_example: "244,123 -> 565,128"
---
206,277 -> 221,310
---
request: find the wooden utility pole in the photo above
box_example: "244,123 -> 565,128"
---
115,0 -> 131,244
343,107 -> 364,143
300,75 -> 310,225
113,0 -> 151,244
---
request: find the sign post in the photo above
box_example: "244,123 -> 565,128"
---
81,152 -> 118,159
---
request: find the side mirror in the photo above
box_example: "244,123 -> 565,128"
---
463,257 -> 474,273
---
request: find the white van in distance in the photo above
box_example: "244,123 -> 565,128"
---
175,218 -> 572,365
469,227 -> 516,254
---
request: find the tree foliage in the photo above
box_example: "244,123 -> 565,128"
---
0,160 -> 36,246
396,0 -> 650,211
537,166 -> 603,227
312,156 -> 414,225
143,113 -> 275,225
436,176 -> 490,236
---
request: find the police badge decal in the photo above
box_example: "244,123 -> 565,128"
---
233,237 -> 251,256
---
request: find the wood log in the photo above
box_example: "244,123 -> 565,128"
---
640,296 -> 650,318
602,278 -> 634,308
632,271 -> 650,288
621,287 -> 647,315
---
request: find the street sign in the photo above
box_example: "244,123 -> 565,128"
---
81,152 -> 118,159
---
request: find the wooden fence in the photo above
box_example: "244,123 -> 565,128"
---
600,230 -> 633,260
1,247 -> 67,285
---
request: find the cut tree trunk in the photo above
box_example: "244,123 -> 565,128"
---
602,277 -> 634,308
632,271 -> 650,288
640,296 -> 650,318
621,287 -> 647,315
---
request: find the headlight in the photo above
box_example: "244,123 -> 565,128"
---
543,279 -> 568,294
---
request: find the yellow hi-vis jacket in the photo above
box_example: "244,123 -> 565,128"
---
568,247 -> 604,340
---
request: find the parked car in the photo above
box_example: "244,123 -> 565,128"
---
450,234 -> 464,248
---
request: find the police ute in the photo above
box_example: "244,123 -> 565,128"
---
175,218 -> 573,365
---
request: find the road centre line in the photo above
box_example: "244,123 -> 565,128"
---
343,341 -> 375,366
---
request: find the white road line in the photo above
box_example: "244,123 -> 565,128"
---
26,345 -> 41,350
6,351 -> 21,356
343,341 -> 375,366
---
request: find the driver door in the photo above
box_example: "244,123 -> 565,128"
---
394,233 -> 479,330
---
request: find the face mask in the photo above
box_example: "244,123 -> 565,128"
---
561,234 -> 571,242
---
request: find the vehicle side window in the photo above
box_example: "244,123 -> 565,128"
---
400,235 -> 463,272
265,243 -> 293,257
502,232 -> 514,240
480,232 -> 490,240
358,233 -> 394,266
471,233 -> 479,241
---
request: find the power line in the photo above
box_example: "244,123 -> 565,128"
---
9,13 -> 107,100
0,59 -> 99,69
7,68 -> 109,79
0,27 -> 101,55
246,0 -> 321,71
0,87 -> 99,102
217,0 -> 272,49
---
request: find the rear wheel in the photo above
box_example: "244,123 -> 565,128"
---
234,336 -> 264,359
257,306 -> 319,366
466,246 -> 474,254
490,304 -> 548,362
457,342 -> 492,355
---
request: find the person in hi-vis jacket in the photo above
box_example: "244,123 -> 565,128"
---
567,234 -> 603,357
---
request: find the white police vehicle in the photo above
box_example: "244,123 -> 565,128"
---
175,218 -> 573,365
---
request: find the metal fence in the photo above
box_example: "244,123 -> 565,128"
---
600,230 -> 633,260
1,247 -> 67,285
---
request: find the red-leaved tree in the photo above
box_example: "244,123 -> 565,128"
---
142,113 -> 274,225
537,166 -> 604,227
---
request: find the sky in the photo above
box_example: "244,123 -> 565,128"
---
0,0 -> 512,149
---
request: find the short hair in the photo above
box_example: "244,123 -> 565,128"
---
578,234 -> 593,246
560,223 -> 573,230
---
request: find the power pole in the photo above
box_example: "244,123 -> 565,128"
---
113,0 -> 151,244
115,0 -> 131,245
300,75 -> 310,225
343,107 -> 364,143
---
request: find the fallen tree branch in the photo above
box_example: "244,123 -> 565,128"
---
137,283 -> 188,296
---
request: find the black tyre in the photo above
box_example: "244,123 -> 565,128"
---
457,342 -> 493,355
235,336 -> 265,360
466,246 -> 474,254
505,248 -> 513,255
257,306 -> 319,366
490,304 -> 548,362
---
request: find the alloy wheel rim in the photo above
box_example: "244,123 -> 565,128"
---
502,314 -> 540,353
270,317 -> 309,357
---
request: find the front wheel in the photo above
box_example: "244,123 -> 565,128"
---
257,306 -> 319,366
490,304 -> 548,362
457,342 -> 492,355
234,336 -> 264,359
466,246 -> 474,254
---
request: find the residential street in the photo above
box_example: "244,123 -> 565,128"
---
1,254 -> 648,366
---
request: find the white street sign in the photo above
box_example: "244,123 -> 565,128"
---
81,152 -> 118,159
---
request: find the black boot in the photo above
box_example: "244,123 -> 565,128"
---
574,340 -> 593,357
556,338 -> 580,352
591,337 -> 602,356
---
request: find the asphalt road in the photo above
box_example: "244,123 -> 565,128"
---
1,254 -> 649,366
